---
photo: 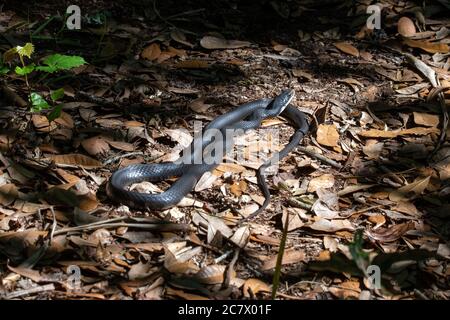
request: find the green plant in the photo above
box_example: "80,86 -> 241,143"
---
2,42 -> 86,121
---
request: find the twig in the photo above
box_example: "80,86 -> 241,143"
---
296,146 -> 343,169
103,152 -> 144,166
54,221 -> 190,235
5,284 -> 55,299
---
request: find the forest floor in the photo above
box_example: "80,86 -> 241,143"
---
0,0 -> 449,300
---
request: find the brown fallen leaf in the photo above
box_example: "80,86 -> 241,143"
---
316,124 -> 339,147
307,174 -> 335,193
403,38 -> 449,54
329,280 -> 361,299
230,180 -> 247,197
389,176 -> 430,201
216,163 -> 246,173
48,154 -> 103,169
262,249 -> 305,271
81,136 -> 110,156
0,183 -> 18,206
309,218 -> 354,232
398,17 -> 416,37
358,127 -> 438,138
413,112 -> 439,127
195,265 -> 234,284
335,42 -> 359,57
200,36 -> 251,49
105,140 -> 135,152
243,279 -> 271,297
141,43 -> 161,60
367,221 -> 415,243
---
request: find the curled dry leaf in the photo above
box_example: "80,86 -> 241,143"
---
195,265 -> 234,284
367,221 -> 415,243
229,226 -> 250,248
397,17 -> 416,37
200,36 -> 251,49
0,183 -> 18,206
316,124 -> 339,147
189,97 -> 214,113
334,42 -> 359,57
170,29 -> 194,48
243,279 -> 270,297
389,176 -> 430,201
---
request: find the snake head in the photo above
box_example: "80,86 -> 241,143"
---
275,89 -> 295,113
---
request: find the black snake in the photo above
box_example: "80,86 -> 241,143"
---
108,90 -> 309,221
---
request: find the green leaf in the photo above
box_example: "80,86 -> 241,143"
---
0,66 -> 9,74
50,88 -> 65,101
36,54 -> 86,73
15,63 -> 35,76
15,43 -> 34,59
29,92 -> 50,112
47,105 -> 62,122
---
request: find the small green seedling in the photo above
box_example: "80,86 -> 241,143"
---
2,42 -> 85,121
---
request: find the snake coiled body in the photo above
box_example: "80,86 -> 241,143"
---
108,90 -> 309,218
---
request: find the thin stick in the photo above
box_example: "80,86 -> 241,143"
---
5,284 -> 55,299
54,221 -> 190,235
296,146 -> 343,169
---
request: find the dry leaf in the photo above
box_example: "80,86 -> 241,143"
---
367,222 -> 415,243
389,176 -> 430,201
141,43 -> 161,60
316,124 -> 339,147
243,279 -> 270,297
200,36 -> 251,49
359,127 -> 438,138
261,249 -> 305,271
195,265 -> 233,284
106,140 -> 135,152
230,180 -> 247,197
398,17 -> 416,37
292,69 -> 314,81
335,42 -> 359,57
309,218 -> 354,232
48,154 -> 103,169
170,29 -> 194,48
413,112 -> 439,127
81,136 -> 110,156
307,174 -> 335,193
0,183 -> 18,206
189,97 -> 214,113
216,163 -> 246,173
403,39 -> 449,54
